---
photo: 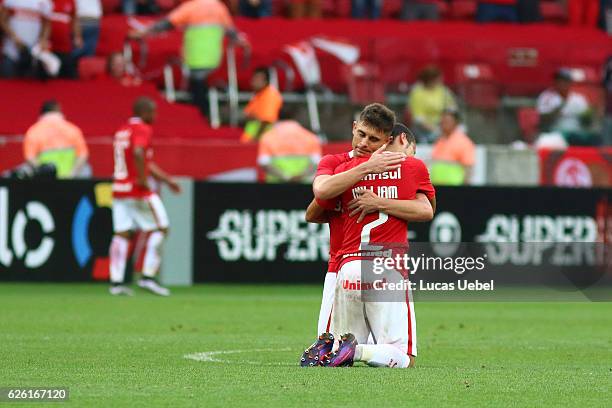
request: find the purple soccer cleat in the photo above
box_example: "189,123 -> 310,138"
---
300,332 -> 335,367
321,333 -> 357,367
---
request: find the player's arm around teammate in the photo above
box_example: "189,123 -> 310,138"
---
305,199 -> 329,224
348,190 -> 434,223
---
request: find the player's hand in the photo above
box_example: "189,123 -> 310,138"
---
348,189 -> 381,223
167,179 -> 182,194
364,144 -> 405,174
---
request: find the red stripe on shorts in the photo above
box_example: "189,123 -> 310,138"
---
406,287 -> 413,356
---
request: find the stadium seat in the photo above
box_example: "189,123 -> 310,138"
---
343,62 -> 386,105
157,0 -> 179,11
382,0 -> 403,18
455,63 -> 494,82
101,0 -> 121,14
434,0 -> 450,19
573,84 -> 605,109
455,63 -> 501,109
449,0 -> 477,20
540,0 -> 567,23
78,56 -> 107,80
517,107 -> 540,144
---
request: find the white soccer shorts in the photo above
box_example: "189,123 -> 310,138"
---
112,194 -> 169,233
330,259 -> 417,356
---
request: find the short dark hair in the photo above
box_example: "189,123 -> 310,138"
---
418,65 -> 442,84
40,100 -> 60,115
133,96 -> 156,117
442,109 -> 461,123
253,66 -> 270,84
358,103 -> 396,135
554,68 -> 573,82
391,122 -> 416,145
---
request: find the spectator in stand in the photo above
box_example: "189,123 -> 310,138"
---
72,0 -> 102,59
401,0 -> 439,20
352,0 -> 382,19
569,0 -> 600,27
241,67 -> 283,143
50,0 -> 82,79
476,0 -> 518,22
239,0 -> 272,18
0,0 -> 52,78
129,0 -> 250,118
123,0 -> 160,15
23,100 -> 89,179
105,52 -> 142,86
257,120 -> 321,183
536,69 -> 598,146
603,56 -> 612,145
407,65 -> 457,143
289,0 -> 322,18
430,110 -> 475,186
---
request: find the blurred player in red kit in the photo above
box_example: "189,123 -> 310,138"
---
109,97 -> 181,296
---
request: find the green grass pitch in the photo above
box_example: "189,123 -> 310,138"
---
0,283 -> 611,407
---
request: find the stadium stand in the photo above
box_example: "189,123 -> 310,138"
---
0,79 -> 240,140
2,8 -> 611,148
91,17 -> 612,93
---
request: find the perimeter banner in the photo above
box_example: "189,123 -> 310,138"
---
193,183 -> 610,283
0,180 -> 113,281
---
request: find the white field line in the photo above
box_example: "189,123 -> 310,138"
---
184,347 -> 293,364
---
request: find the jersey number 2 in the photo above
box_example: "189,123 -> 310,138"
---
359,211 -> 389,250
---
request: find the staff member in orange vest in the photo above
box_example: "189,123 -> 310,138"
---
241,66 -> 283,143
23,100 -> 89,178
129,0 -> 250,118
257,120 -> 321,183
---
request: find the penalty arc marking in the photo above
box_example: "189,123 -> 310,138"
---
184,347 -> 293,364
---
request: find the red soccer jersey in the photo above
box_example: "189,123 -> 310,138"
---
315,151 -> 352,272
112,118 -> 154,199
334,156 -> 435,267
50,0 -> 75,53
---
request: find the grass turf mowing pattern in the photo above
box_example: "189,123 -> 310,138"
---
0,284 -> 610,407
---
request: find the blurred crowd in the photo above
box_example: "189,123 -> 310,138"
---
118,0 -> 611,28
1,0 -> 611,158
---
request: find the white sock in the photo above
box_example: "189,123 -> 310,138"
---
109,235 -> 129,284
142,231 -> 164,278
317,272 -> 336,335
355,344 -> 411,368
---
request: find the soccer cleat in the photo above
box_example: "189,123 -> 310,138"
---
109,285 -> 134,296
321,333 -> 357,367
137,279 -> 170,296
299,332 -> 335,367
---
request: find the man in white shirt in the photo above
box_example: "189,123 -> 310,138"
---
0,0 -> 52,77
537,69 -> 590,136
